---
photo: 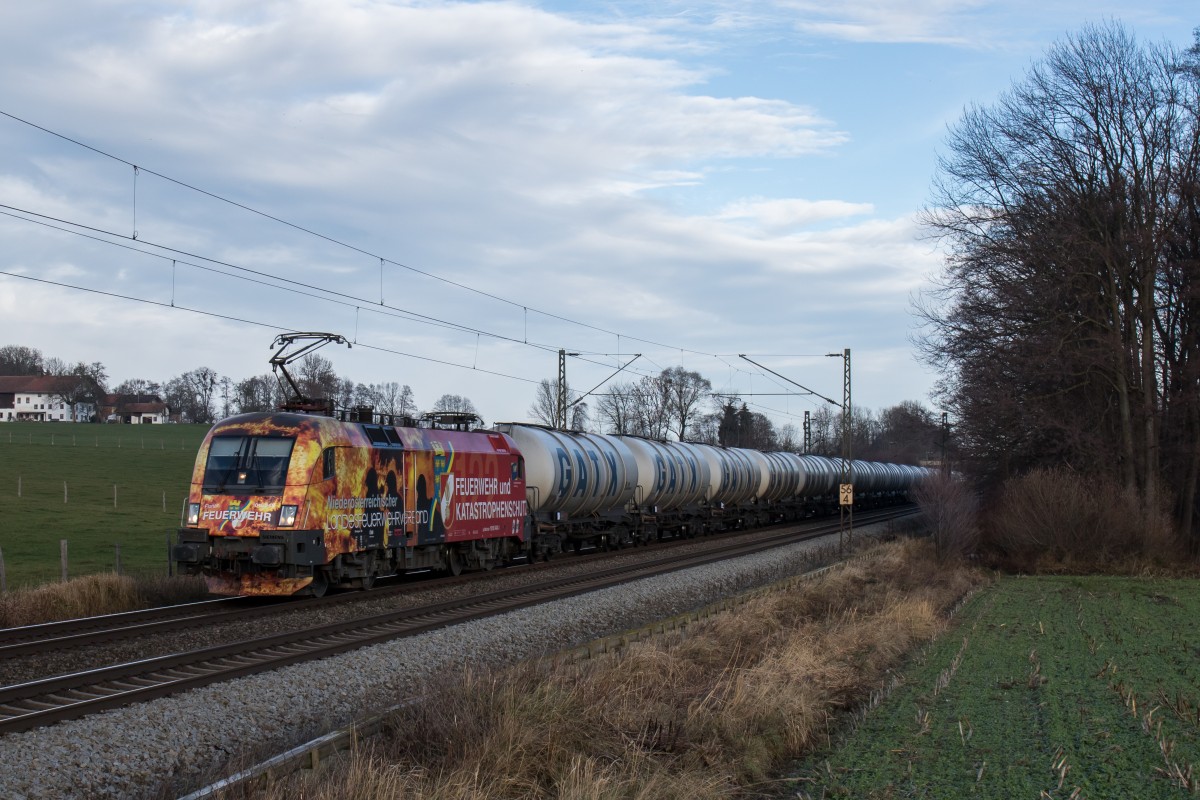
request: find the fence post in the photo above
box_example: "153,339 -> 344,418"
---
162,491 -> 167,512
0,545 -> 6,593
113,484 -> 118,508
115,542 -> 122,575
64,481 -> 68,504
60,539 -> 68,582
17,475 -> 20,497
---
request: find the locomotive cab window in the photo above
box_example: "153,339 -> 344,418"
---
322,447 -> 336,480
202,435 -> 295,494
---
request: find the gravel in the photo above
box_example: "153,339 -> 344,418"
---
0,528 -> 870,800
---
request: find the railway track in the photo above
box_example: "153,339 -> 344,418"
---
0,506 -> 901,660
0,506 -> 914,735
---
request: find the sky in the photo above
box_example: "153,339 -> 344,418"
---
0,0 -> 1193,431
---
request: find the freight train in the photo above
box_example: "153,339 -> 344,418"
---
172,409 -> 931,597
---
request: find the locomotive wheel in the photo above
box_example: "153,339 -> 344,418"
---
309,571 -> 329,598
447,550 -> 464,577
353,554 -> 377,590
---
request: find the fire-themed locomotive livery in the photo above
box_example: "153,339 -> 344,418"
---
173,412 -> 528,596
174,410 -> 931,597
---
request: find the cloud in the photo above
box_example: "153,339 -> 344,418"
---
0,0 -> 948,421
715,197 -> 874,231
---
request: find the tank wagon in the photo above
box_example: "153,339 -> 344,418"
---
175,413 -> 929,596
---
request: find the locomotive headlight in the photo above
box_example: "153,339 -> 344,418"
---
186,503 -> 200,526
278,504 -> 298,527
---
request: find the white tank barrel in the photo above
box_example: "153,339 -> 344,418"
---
613,436 -> 709,511
770,452 -> 807,499
695,445 -> 759,506
493,424 -> 636,516
798,455 -> 839,497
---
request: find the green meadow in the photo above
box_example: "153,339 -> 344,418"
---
799,575 -> 1200,798
0,422 -> 209,588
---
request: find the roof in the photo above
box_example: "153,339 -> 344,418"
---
0,375 -> 98,395
103,393 -> 164,405
116,402 -> 168,414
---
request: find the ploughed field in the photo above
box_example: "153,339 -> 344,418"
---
0,422 -> 209,586
796,575 -> 1200,798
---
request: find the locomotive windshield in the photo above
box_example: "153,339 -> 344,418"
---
202,436 -> 295,494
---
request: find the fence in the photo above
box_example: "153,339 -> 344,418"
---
0,534 -> 178,593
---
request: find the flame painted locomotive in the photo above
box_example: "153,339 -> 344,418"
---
173,411 -> 528,596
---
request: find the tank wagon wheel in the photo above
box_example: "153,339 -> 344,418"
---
446,548 -> 465,577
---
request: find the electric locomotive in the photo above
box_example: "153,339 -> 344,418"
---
172,410 -> 528,596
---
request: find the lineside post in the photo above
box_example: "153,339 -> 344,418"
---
837,348 -> 852,553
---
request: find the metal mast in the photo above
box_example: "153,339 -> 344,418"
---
838,348 -> 853,552
556,349 -> 569,429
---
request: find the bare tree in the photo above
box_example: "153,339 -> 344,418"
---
47,361 -> 107,419
113,378 -> 161,397
917,21 -> 1200,540
165,367 -> 221,423
596,381 -> 640,434
432,394 -> 477,414
235,374 -> 281,413
661,366 -> 712,441
529,378 -> 561,427
777,423 -> 800,452
569,401 -> 589,432
0,345 -> 44,375
294,353 -> 339,403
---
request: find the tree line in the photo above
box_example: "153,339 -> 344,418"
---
917,22 -> 1200,546
528,367 -> 944,463
2,343 -> 943,462
0,345 -> 469,426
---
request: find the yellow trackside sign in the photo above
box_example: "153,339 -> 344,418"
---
839,484 -> 854,506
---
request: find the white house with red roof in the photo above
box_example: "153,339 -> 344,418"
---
0,376 -> 99,422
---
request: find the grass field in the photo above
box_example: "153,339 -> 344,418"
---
797,575 -> 1200,798
0,422 -> 210,588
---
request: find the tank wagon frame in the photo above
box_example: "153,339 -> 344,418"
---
174,410 -> 929,597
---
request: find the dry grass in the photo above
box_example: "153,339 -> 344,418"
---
914,471 -> 980,562
0,572 -> 207,628
238,538 -> 983,800
984,468 -> 1188,572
